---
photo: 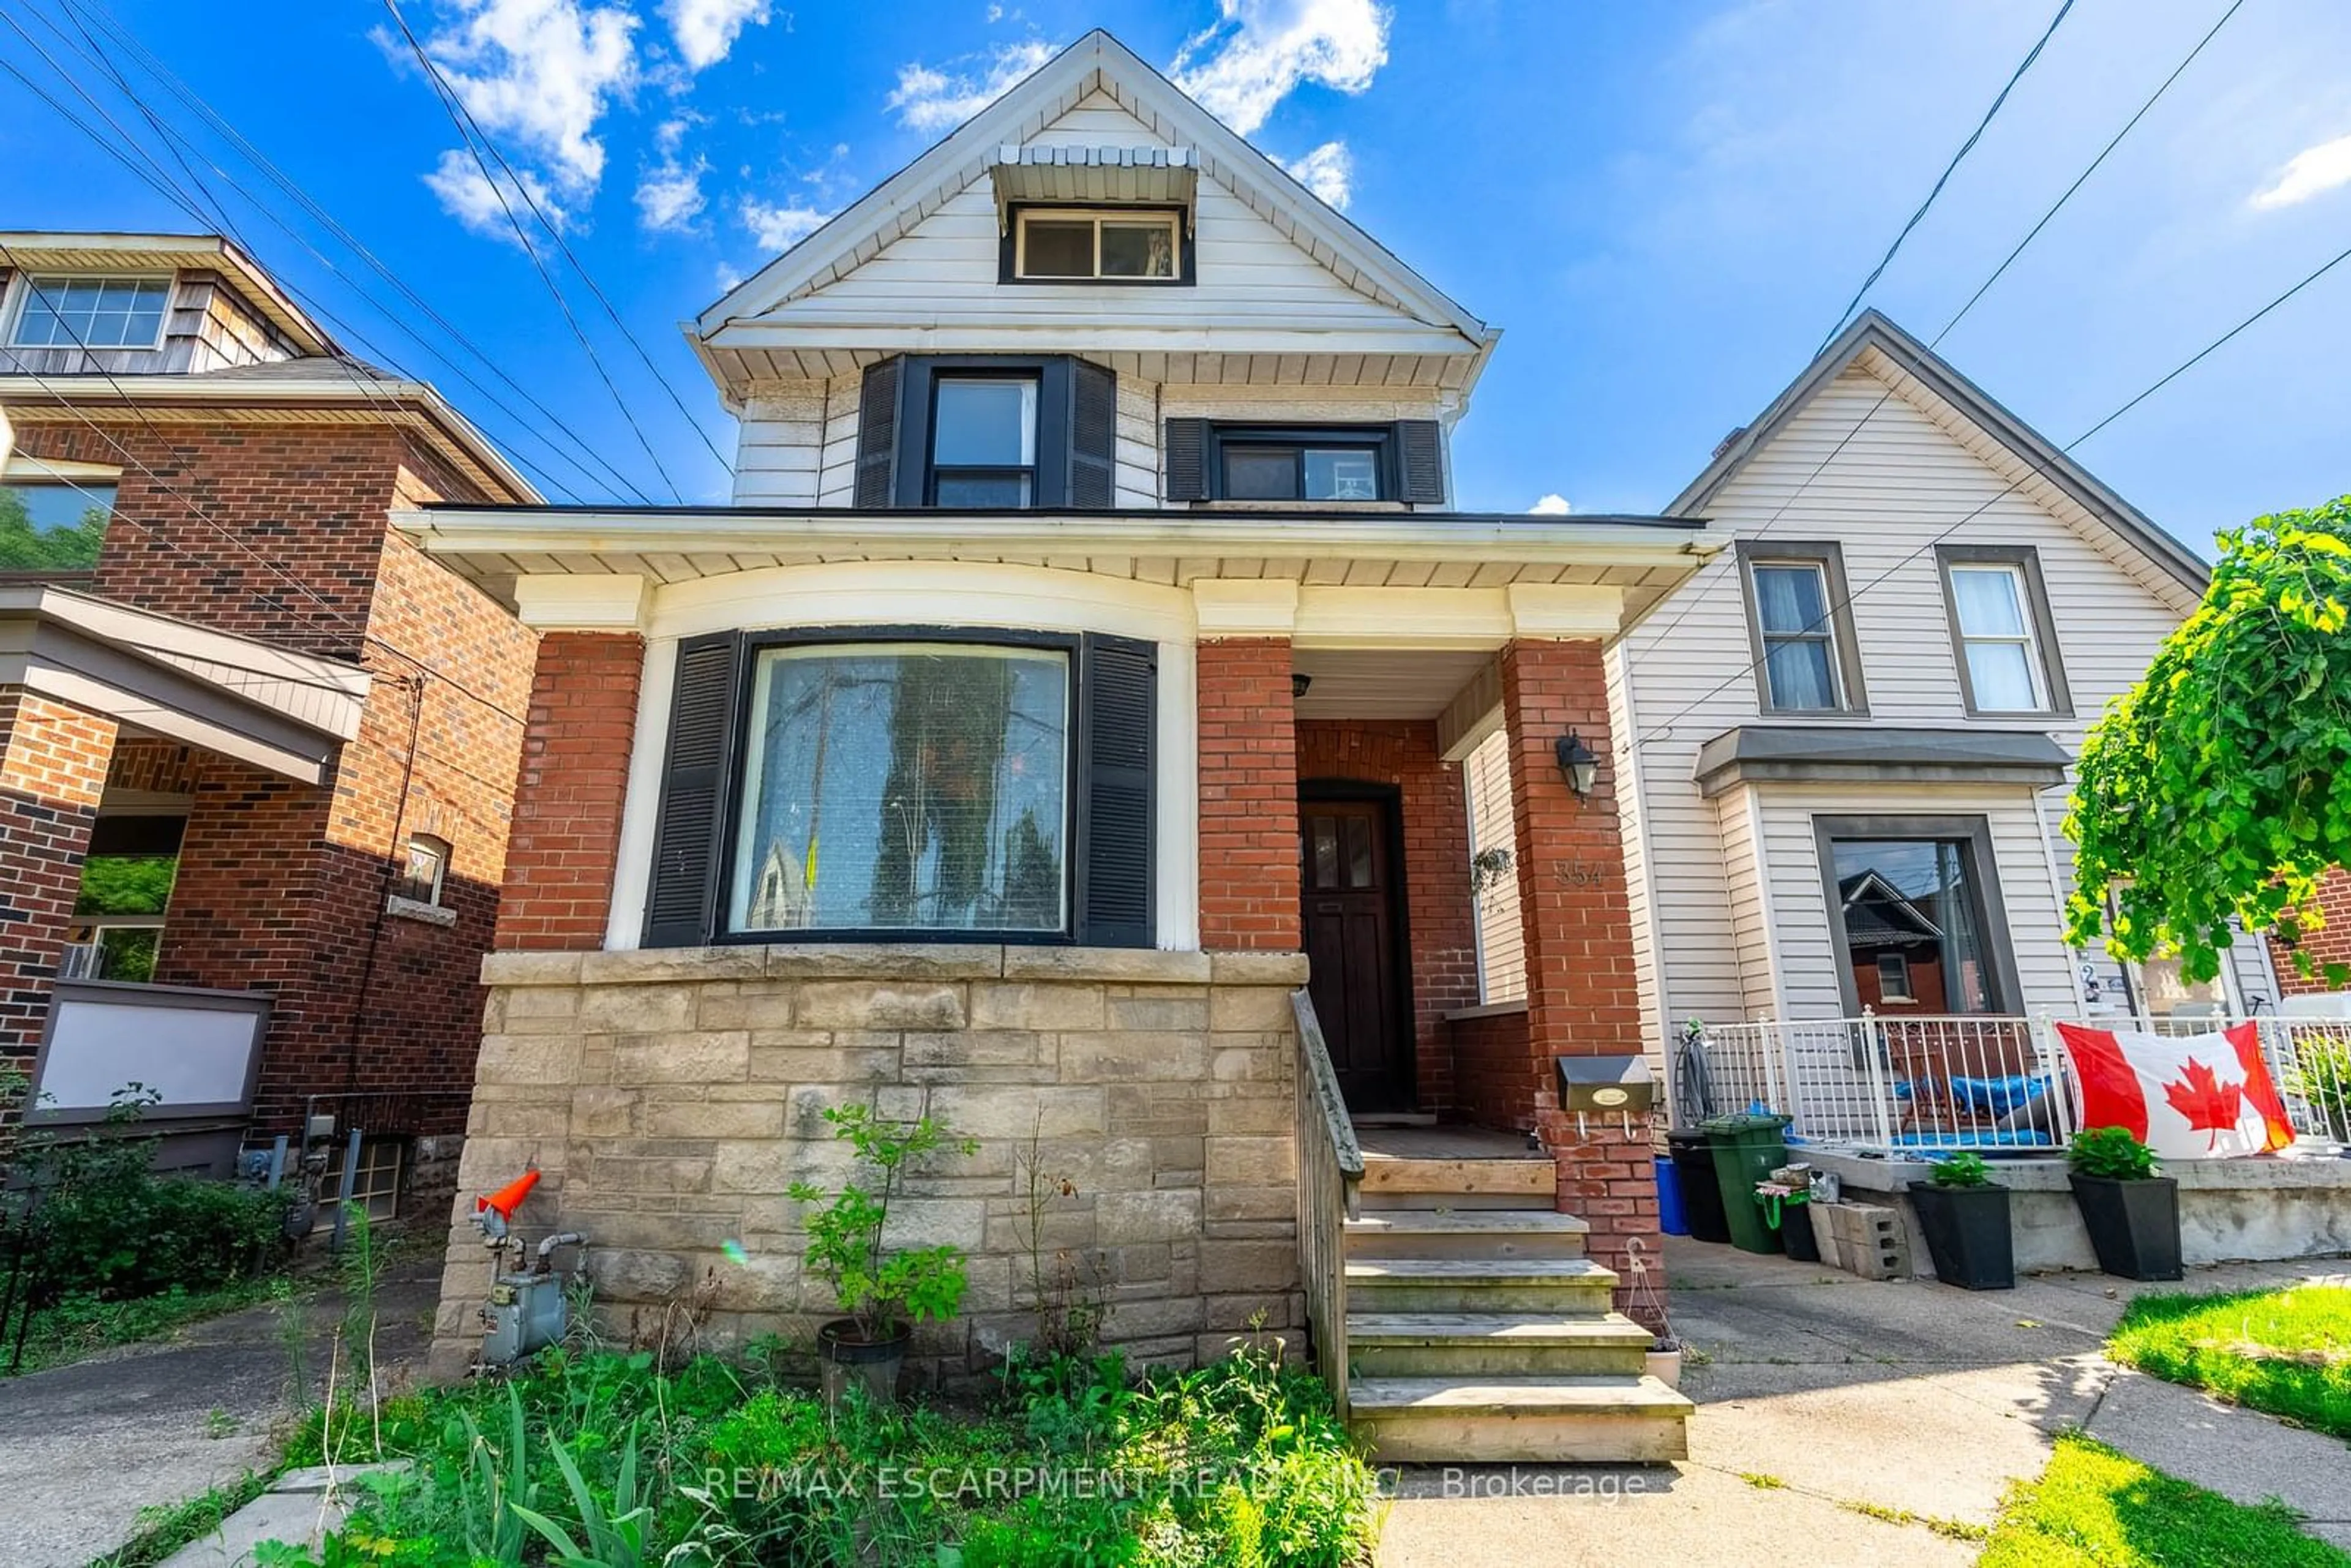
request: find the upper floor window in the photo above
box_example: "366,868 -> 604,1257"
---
1937,546 -> 2071,717
930,376 -> 1038,506
1738,542 -> 1865,716
1221,432 -> 1387,501
1011,209 -> 1180,282
10,276 -> 170,350
0,479 -> 114,574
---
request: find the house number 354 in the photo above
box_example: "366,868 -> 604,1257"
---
1550,861 -> 1608,887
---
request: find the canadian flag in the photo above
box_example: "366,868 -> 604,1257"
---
2053,1023 -> 2296,1161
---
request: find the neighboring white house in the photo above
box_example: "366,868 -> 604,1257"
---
1595,312 -> 2277,1071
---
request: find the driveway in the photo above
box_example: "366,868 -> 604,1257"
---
0,1254 -> 440,1568
1377,1236 -> 2350,1566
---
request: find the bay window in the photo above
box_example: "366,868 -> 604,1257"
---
645,628 -> 1156,949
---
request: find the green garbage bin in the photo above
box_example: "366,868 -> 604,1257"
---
1703,1112 -> 1793,1255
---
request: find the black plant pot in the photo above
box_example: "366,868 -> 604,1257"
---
2068,1174 -> 2183,1281
1907,1181 -> 2015,1290
817,1317 -> 911,1409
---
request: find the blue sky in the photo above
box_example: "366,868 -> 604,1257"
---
5,0 -> 2347,542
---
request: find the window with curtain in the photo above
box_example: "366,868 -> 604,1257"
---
1946,563 -> 2048,712
1752,561 -> 1842,711
727,642 -> 1071,935
1828,836 -> 2002,1014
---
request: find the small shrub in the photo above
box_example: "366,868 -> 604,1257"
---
787,1101 -> 977,1343
1928,1151 -> 1994,1188
2068,1126 -> 2159,1181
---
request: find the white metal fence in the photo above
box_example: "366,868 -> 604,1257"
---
1689,1013 -> 2351,1152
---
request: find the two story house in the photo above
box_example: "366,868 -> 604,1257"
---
1607,310 -> 2284,1136
0,232 -> 539,1217
412,31 -> 1711,1459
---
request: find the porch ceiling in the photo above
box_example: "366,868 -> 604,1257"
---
1293,647 -> 1492,719
0,585 -> 369,783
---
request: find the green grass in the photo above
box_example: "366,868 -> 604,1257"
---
1835,1498 -> 1987,1542
5,1275 -> 291,1376
86,1471 -> 271,1568
1981,1435 -> 2349,1567
2109,1284 -> 2351,1441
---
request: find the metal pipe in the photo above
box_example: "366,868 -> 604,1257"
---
330,1125 -> 361,1251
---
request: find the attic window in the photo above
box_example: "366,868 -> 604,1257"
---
10,276 -> 171,351
1013,209 -> 1180,282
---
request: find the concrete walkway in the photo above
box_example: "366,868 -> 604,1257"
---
0,1255 -> 438,1568
1377,1237 -> 2350,1566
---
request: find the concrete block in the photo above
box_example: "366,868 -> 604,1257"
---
473,1034 -> 583,1086
1097,1188 -> 1202,1244
928,1084 -> 1106,1141
579,984 -> 702,1035
612,1031 -> 750,1083
644,1098 -> 783,1139
1205,1135 -> 1295,1188
1206,951 -> 1310,986
695,981 -> 798,1030
969,981 -> 1107,1030
1108,988 -> 1211,1030
569,1086 -> 638,1138
795,981 -> 967,1030
580,947 -> 765,985
1060,1032 -> 1207,1081
1003,948 -> 1212,983
1209,985 -> 1298,1030
765,943 -> 1004,980
588,1247 -> 691,1302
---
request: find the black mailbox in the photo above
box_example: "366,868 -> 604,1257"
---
1554,1054 -> 1655,1114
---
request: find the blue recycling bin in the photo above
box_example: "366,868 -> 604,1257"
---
1656,1156 -> 1689,1236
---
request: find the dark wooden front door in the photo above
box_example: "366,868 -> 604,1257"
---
1300,793 -> 1411,1111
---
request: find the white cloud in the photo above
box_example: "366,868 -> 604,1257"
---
1282,140 -> 1352,208
1171,0 -> 1389,137
422,148 -> 567,244
410,0 -> 640,198
887,39 -> 1057,133
662,0 -> 771,71
636,153 -> 709,231
2252,132 -> 2351,211
741,195 -> 832,251
1528,493 -> 1572,515
715,261 -> 744,292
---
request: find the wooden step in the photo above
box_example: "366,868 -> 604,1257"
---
1357,1156 -> 1556,1208
1344,1209 -> 1588,1262
1348,1311 -> 1652,1378
1344,1256 -> 1617,1315
1349,1375 -> 1692,1464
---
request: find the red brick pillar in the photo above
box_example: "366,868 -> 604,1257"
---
1196,639 -> 1299,951
1496,639 -> 1662,1324
0,689 -> 116,1089
496,632 -> 644,951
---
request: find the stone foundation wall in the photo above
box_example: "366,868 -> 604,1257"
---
429,945 -> 1308,1383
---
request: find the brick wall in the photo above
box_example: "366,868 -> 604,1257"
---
1295,719 -> 1477,1112
1196,639 -> 1300,951
496,632 -> 645,951
0,691 -> 116,1100
430,945 -> 1308,1385
17,418 -> 537,1150
2271,867 -> 2351,996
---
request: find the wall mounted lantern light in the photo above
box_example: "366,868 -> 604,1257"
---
1554,730 -> 1600,799
1291,672 -> 1313,699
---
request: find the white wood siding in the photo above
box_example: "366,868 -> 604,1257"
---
1621,357 -> 2202,1026
1464,727 -> 1525,1003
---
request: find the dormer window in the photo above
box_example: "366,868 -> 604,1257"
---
1010,209 -> 1182,282
9,276 -> 171,350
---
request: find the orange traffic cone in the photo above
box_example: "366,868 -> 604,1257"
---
476,1168 -> 541,1223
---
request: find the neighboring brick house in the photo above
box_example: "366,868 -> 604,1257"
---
0,233 -> 539,1215
410,32 -> 1711,1458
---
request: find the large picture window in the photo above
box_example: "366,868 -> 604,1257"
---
1817,821 -> 2015,1015
727,642 -> 1071,936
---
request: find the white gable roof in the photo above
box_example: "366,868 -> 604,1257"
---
1676,310 -> 2209,599
691,31 -> 1495,388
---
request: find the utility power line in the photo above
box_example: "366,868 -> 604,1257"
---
1636,234 -> 2351,748
1631,0 -> 2246,663
381,0 -> 688,503
1817,0 -> 2077,354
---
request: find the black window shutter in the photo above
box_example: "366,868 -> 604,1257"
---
1069,360 -> 1117,509
1075,634 -> 1155,948
853,358 -> 902,509
1163,418 -> 1210,501
1396,418 -> 1447,505
642,632 -> 742,948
